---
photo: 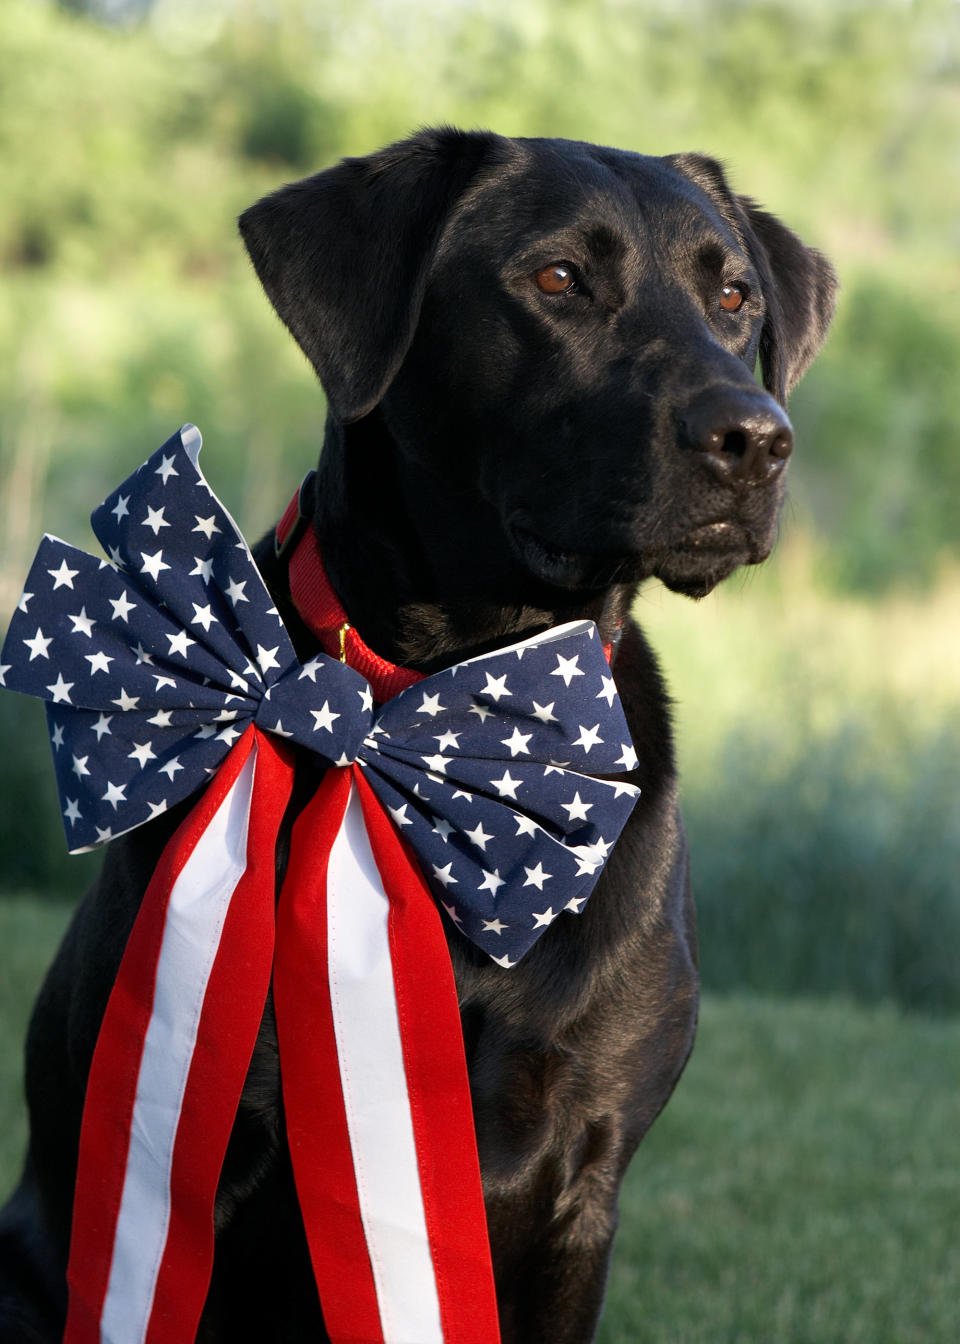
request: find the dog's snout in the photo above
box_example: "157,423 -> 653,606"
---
683,390 -> 794,482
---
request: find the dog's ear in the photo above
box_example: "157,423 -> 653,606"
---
239,127 -> 509,422
667,153 -> 838,404
736,196 -> 838,403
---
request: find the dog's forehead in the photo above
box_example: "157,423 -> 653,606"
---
445,138 -> 746,263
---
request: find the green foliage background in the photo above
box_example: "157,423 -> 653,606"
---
0,0 -> 958,1009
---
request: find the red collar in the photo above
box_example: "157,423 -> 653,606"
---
275,474 -> 618,703
275,475 -> 424,702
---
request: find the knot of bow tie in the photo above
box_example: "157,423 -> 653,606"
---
1,424 -> 640,964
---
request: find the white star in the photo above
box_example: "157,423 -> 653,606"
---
480,672 -> 511,702
532,907 -> 556,926
501,726 -> 532,757
133,642 -> 154,666
191,603 -> 218,632
224,577 -> 248,605
431,816 -> 454,842
616,744 -> 639,770
194,724 -> 218,740
311,701 -> 341,733
84,651 -> 114,676
433,729 -> 460,752
561,791 -> 593,822
421,753 -> 450,774
568,843 -> 604,876
524,864 -> 553,891
513,813 -> 540,837
217,725 -> 242,746
491,953 -> 515,969
166,630 -> 196,659
63,798 -> 82,826
190,556 -> 214,583
51,723 -> 65,749
0,664 -> 10,687
146,800 -> 169,821
107,545 -> 124,567
193,514 -> 221,539
256,645 -> 281,673
91,713 -> 113,740
159,756 -> 184,780
481,918 -> 508,935
418,692 -> 445,717
565,895 -> 588,913
46,673 -> 73,704
102,781 -> 127,809
129,741 -> 156,768
142,504 -> 170,536
551,653 -> 584,687
112,688 -> 140,712
214,709 -> 238,723
154,675 -> 177,691
109,591 -> 137,622
110,493 -> 130,522
148,709 -> 173,728
47,558 -> 79,590
17,591 -> 33,613
388,803 -> 413,828
22,627 -> 52,660
478,867 -> 505,895
71,754 -> 90,779
614,780 -> 641,798
531,700 -> 558,724
469,700 -> 494,723
269,720 -> 294,739
490,770 -> 522,799
464,822 -> 493,851
572,723 -> 604,754
440,900 -> 463,926
432,862 -> 457,888
359,685 -> 374,713
597,676 -> 618,707
155,454 -> 179,484
94,825 -> 115,843
451,788 -> 473,803
66,607 -> 95,638
544,760 -> 571,775
140,550 -> 171,582
298,656 -> 322,682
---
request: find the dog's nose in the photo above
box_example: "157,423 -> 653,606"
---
682,390 -> 794,482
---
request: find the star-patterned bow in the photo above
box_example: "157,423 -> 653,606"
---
1,424 -> 639,965
0,425 -> 641,1344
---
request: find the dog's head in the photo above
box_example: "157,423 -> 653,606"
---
240,129 -> 836,599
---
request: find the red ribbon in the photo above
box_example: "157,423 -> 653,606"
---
63,726 -> 501,1343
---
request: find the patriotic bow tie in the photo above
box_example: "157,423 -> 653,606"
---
1,425 -> 640,1344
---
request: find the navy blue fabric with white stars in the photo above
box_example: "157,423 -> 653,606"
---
1,425 -> 641,965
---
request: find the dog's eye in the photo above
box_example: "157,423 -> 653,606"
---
719,283 -> 746,312
535,263 -> 578,295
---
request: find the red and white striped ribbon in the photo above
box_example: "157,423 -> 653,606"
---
63,727 -> 501,1344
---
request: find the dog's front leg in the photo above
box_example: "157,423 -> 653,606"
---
485,1137 -> 623,1344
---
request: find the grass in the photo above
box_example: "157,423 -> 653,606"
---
599,995 -> 960,1343
1,899 -> 958,1341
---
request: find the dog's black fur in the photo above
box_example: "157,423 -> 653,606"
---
0,129 -> 836,1342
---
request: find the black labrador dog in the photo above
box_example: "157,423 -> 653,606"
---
0,129 -> 836,1342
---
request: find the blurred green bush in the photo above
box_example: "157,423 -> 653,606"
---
1,0 -> 957,1011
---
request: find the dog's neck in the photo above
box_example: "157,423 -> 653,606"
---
309,412 -> 634,674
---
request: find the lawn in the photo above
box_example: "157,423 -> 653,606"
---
1,897 -> 957,1341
